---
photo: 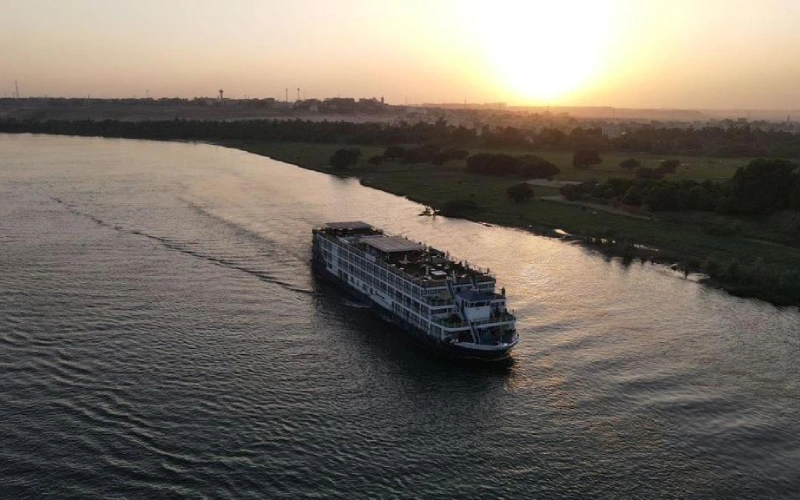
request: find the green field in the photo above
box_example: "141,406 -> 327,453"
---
220,140 -> 800,305
219,140 -> 751,183
461,148 -> 751,182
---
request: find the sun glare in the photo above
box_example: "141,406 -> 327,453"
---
474,1 -> 613,104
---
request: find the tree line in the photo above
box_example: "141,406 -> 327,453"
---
4,118 -> 800,158
560,158 -> 800,216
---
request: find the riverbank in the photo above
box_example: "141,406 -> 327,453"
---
219,139 -> 800,307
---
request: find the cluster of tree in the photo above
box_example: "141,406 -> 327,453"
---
329,148 -> 361,170
560,158 -> 800,216
701,256 -> 800,305
466,153 -> 560,179
521,126 -> 610,152
582,227 -> 800,305
377,145 -> 469,165
726,158 -> 800,214
528,124 -> 800,158
497,124 -> 800,159
619,158 -> 681,179
562,178 -> 722,212
610,124 -> 800,158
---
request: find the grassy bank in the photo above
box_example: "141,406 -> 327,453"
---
225,140 -> 749,182
221,140 -> 800,307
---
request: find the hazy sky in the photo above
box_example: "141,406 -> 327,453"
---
3,0 -> 800,109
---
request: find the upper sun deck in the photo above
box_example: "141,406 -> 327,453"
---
314,222 -> 495,285
318,221 -> 384,237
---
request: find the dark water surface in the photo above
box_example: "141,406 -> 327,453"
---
1,134 -> 798,499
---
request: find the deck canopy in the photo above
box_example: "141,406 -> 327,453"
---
324,221 -> 374,231
361,235 -> 425,254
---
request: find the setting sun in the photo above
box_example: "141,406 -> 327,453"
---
473,1 -> 614,103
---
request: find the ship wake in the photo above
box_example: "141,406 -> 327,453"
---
51,197 -> 314,295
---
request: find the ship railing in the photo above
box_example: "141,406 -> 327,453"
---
471,312 -> 516,327
316,231 -> 494,288
423,297 -> 452,307
433,312 -> 516,329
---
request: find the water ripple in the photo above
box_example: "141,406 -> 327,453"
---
0,135 -> 797,499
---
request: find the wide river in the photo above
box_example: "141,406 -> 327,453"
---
1,134 -> 798,499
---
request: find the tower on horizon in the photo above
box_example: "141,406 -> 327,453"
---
218,89 -> 224,101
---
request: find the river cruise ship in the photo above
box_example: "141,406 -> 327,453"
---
312,222 -> 518,361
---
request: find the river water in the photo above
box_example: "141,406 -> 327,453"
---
1,134 -> 798,499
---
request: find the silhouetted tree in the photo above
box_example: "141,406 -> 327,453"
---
329,148 -> 361,170
622,185 -> 642,206
400,144 -> 439,163
518,155 -> 560,179
643,183 -> 683,211
789,175 -> 800,211
619,158 -> 642,171
657,159 -> 681,174
635,167 -> 664,180
603,178 -> 635,198
466,153 -> 519,175
685,185 -> 715,211
729,158 -> 797,214
572,149 -> 602,168
506,182 -> 534,203
433,148 -> 470,165
383,146 -> 406,160
439,199 -> 479,217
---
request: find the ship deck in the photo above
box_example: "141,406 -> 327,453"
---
315,223 -> 494,285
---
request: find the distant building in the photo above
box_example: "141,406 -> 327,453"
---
600,123 -> 624,138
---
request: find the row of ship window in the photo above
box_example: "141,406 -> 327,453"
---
333,245 -> 428,298
327,239 -> 491,313
391,304 -> 443,337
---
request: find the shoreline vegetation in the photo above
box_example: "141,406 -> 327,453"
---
2,117 -> 799,307
220,140 -> 800,307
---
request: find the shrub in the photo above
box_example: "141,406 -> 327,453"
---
572,149 -> 602,169
383,146 -> 406,160
518,155 -> 560,179
657,159 -> 681,174
622,185 -> 642,206
619,158 -> 642,171
507,183 -> 534,203
635,167 -> 664,180
466,153 -> 519,175
703,219 -> 742,236
329,148 -> 361,170
439,199 -> 480,217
